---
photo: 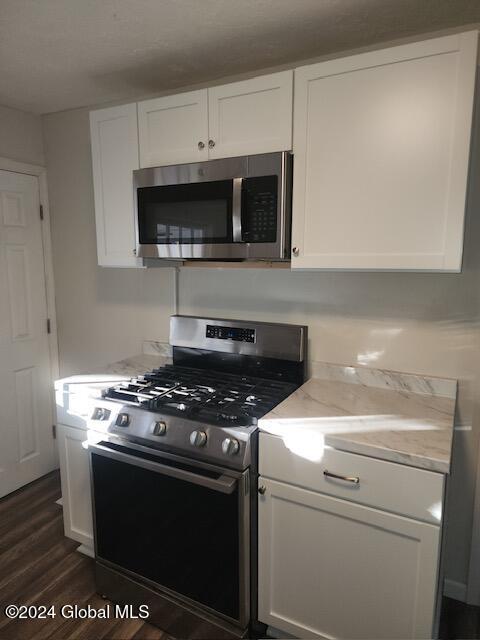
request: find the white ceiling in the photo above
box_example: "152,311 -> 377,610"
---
1,0 -> 479,115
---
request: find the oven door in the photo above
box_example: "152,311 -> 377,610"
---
136,177 -> 240,259
89,439 -> 250,627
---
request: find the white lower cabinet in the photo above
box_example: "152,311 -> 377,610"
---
57,424 -> 93,549
258,476 -> 441,639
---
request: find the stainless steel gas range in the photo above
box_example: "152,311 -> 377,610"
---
88,315 -> 307,637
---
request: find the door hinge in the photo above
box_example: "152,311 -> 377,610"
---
47,318 -> 51,334
52,424 -> 57,439
39,204 -> 44,220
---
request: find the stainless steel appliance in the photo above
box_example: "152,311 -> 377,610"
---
134,152 -> 292,261
89,315 -> 307,638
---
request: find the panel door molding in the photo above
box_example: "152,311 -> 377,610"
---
0,169 -> 56,498
57,423 -> 94,548
207,71 -> 293,159
138,90 -> 209,167
291,31 -> 478,271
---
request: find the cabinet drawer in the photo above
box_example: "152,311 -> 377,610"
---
259,432 -> 444,524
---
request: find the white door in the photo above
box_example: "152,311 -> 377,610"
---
258,478 -> 440,639
90,104 -> 142,267
0,170 -> 56,498
291,31 -> 477,271
207,71 -> 293,159
57,424 -> 93,548
138,90 -> 209,167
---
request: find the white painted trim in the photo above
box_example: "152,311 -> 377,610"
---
444,578 -> 468,601
266,626 -> 296,639
0,156 -> 59,466
0,157 -> 47,176
77,544 -> 94,558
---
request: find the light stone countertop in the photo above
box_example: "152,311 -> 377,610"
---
54,353 -> 171,396
259,363 -> 457,474
55,353 -> 457,474
54,351 -> 172,431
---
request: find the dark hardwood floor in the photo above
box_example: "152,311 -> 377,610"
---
0,471 -> 170,640
439,596 -> 480,640
1,470 -> 480,639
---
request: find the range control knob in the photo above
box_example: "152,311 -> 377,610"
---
92,407 -> 110,421
222,437 -> 240,456
153,421 -> 167,436
115,413 -> 130,427
190,430 -> 207,447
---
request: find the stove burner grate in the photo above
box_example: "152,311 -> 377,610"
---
103,365 -> 297,426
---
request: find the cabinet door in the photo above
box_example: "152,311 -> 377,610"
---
138,90 -> 209,167
291,32 -> 477,271
207,71 -> 293,159
258,478 -> 440,639
90,104 -> 141,267
57,424 -> 93,548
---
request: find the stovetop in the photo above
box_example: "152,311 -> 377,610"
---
89,316 -> 307,470
103,364 -> 297,428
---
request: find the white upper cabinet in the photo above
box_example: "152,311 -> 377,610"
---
137,71 -> 293,167
138,90 -> 209,167
291,31 -> 478,271
90,103 -> 142,267
207,71 -> 293,159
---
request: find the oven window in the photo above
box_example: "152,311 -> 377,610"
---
138,180 -> 233,244
91,452 -> 240,621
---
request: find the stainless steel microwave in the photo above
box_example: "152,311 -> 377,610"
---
134,152 -> 292,260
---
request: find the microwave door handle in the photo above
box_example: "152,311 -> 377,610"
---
232,177 -> 243,243
88,441 -> 237,494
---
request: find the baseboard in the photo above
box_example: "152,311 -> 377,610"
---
266,626 -> 296,639
444,578 -> 468,602
77,543 -> 95,558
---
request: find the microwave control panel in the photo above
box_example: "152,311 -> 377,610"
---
242,175 -> 278,243
206,324 -> 256,343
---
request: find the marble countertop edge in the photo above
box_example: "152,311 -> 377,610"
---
322,435 -> 450,474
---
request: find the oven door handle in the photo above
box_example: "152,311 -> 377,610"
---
88,442 -> 237,494
232,177 -> 243,243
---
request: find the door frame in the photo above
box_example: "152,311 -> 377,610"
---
0,156 -> 59,457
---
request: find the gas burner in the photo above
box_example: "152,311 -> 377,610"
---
103,364 -> 297,428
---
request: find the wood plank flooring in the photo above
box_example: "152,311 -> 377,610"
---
1,470 -> 480,639
0,471 -> 170,640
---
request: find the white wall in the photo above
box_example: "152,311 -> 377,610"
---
0,104 -> 44,166
177,268 -> 480,583
42,107 -> 174,376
